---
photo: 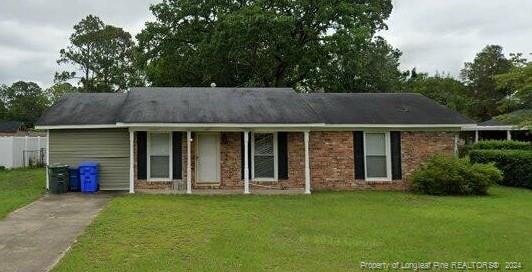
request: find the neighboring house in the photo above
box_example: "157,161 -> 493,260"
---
461,118 -> 531,144
0,121 -> 26,136
36,87 -> 474,194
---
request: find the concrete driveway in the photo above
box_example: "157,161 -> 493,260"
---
0,193 -> 113,272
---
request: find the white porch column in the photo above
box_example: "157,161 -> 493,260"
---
244,131 -> 250,194
304,131 -> 311,194
46,130 -> 50,190
454,134 -> 459,157
186,131 -> 192,194
129,130 -> 135,193
474,130 -> 479,143
507,130 -> 512,140
24,136 -> 28,167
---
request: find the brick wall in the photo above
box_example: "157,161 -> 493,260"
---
220,132 -> 242,188
134,131 -> 456,192
401,131 -> 455,181
310,132 -> 355,190
309,131 -> 456,191
284,132 -> 305,188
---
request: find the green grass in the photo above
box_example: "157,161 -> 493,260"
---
0,168 -> 46,219
54,187 -> 532,271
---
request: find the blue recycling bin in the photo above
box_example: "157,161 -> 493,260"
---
79,161 -> 99,193
68,167 -> 80,192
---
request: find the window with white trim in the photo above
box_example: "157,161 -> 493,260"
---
364,132 -> 391,180
148,132 -> 171,180
252,133 -> 277,181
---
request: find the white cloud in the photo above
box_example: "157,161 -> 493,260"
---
381,0 -> 532,77
0,0 -> 531,87
0,0 -> 156,87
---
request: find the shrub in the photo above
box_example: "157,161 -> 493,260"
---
469,149 -> 532,189
470,140 -> 531,151
411,155 -> 502,195
460,140 -> 531,158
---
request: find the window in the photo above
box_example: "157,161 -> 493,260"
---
252,133 -> 277,181
364,132 -> 391,180
148,132 -> 171,180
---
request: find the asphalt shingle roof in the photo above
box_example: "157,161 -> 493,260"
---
478,119 -> 505,126
37,88 -> 475,126
0,121 -> 24,132
302,93 -> 474,124
118,87 -> 322,124
37,93 -> 127,125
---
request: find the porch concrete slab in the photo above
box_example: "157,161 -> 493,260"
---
136,188 -> 306,195
0,193 -> 114,272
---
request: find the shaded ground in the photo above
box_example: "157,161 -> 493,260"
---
54,186 -> 531,271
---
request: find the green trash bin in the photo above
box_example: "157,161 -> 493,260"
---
48,164 -> 69,194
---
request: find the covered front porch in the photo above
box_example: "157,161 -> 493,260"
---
127,127 -> 312,194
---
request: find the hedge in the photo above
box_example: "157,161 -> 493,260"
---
469,149 -> 532,189
470,140 -> 531,151
460,140 -> 531,158
411,155 -> 501,195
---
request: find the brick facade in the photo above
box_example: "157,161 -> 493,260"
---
220,132 -> 242,188
134,131 -> 456,192
401,131 -> 456,181
310,132 -> 355,190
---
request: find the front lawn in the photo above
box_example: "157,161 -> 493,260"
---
0,168 -> 46,219
54,187 -> 532,271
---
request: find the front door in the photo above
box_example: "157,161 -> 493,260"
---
196,133 -> 220,184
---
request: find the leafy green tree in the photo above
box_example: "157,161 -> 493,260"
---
0,84 -> 7,120
1,81 -> 50,127
495,109 -> 531,128
56,15 -> 144,92
493,54 -> 532,127
404,71 -> 473,117
137,0 -> 403,92
460,45 -> 514,121
46,82 -> 78,103
495,56 -> 532,111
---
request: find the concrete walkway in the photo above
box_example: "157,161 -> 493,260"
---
0,193 -> 113,272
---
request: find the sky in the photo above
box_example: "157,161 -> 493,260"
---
0,0 -> 531,87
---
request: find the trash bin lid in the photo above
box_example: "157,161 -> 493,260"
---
49,163 -> 69,168
79,161 -> 100,167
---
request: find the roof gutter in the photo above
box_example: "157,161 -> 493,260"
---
36,123 -> 477,130
35,124 -> 119,130
462,125 -> 527,131
118,122 -> 475,129
115,122 -> 325,128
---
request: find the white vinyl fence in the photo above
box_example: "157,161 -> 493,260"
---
0,136 -> 47,169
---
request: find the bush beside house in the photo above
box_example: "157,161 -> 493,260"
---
470,149 -> 532,189
411,155 -> 501,195
460,140 -> 531,157
470,140 -> 531,151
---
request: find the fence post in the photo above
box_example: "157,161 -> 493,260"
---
24,136 -> 28,167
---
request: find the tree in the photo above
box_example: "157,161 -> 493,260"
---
460,45 -> 514,120
495,109 -> 532,128
494,55 -> 532,111
493,54 -> 532,127
0,85 -> 7,120
403,71 -> 473,117
137,0 -> 403,92
56,15 -> 144,92
0,81 -> 50,127
46,82 -> 78,104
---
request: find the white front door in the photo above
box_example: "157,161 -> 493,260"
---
196,133 -> 220,184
